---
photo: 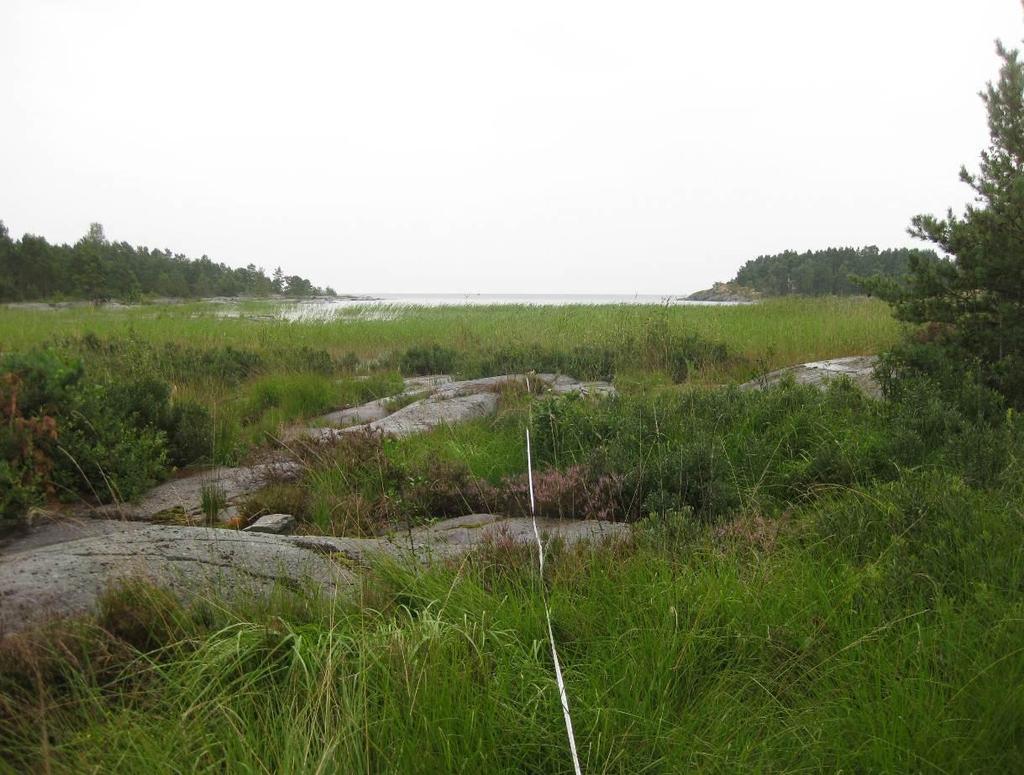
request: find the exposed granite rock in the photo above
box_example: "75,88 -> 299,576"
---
0,514 -> 628,633
243,513 -> 297,534
741,356 -> 880,398
538,373 -> 617,397
305,376 -> 454,436
78,461 -> 301,521
432,374 -> 529,398
0,516 -> 148,555
367,392 -> 500,438
0,524 -> 354,634
406,513 -> 628,559
318,398 -> 393,428
402,375 -> 454,391
687,282 -> 761,302
309,392 -> 501,443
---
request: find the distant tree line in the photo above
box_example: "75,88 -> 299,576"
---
732,246 -> 938,296
0,221 -> 336,301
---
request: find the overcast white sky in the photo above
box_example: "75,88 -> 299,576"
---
2,1 -> 1022,294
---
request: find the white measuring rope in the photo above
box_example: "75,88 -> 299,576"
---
526,420 -> 583,775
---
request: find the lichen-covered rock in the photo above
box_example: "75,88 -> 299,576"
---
318,398 -> 393,427
368,392 -> 499,437
243,513 -> 297,534
0,524 -> 353,634
0,514 -> 628,633
310,392 -> 501,442
81,461 -> 301,521
741,356 -> 880,398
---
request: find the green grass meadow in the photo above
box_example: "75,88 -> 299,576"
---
2,297 -> 1022,773
0,296 -> 901,383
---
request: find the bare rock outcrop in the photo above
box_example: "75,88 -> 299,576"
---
0,524 -> 355,634
740,356 -> 880,398
0,514 -> 628,633
80,461 -> 301,522
243,513 -> 297,534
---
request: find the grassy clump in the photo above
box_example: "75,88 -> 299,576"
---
531,376 -> 1024,521
200,482 -> 227,523
399,343 -> 458,375
1,495 -> 1020,772
267,373 -> 1024,537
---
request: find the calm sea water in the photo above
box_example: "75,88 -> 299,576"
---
343,293 -> 700,306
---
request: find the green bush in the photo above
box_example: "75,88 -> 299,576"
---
529,377 -> 1015,522
0,349 -> 220,521
809,468 -> 1023,602
165,400 -> 214,466
0,371 -> 58,531
236,373 -> 339,425
637,316 -> 731,381
50,380 -> 169,503
400,344 -> 457,376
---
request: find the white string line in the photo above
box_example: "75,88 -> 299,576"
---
526,422 -> 583,775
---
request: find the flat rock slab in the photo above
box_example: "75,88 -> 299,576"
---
244,513 -> 297,534
307,375 -> 455,433
367,392 -> 500,438
287,513 -> 628,562
310,392 -> 501,443
0,517 -> 149,555
403,375 -> 453,391
432,375 -> 529,398
536,373 -> 617,397
318,398 -> 394,428
81,461 -> 301,521
741,355 -> 880,398
310,372 -> 614,437
0,514 -> 628,633
0,524 -> 354,635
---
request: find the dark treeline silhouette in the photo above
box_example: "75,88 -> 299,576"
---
733,246 -> 938,296
0,221 -> 336,301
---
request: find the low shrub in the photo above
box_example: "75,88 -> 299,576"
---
401,458 -> 489,519
96,580 -> 193,652
495,464 -> 627,520
0,349 -> 221,524
268,345 -> 336,375
50,381 -> 169,503
335,371 -> 405,407
165,400 -> 214,466
809,468 -> 1024,602
239,483 -> 311,523
474,343 -> 619,382
636,316 -> 732,381
290,430 -> 407,534
528,377 -> 1015,522
60,334 -> 340,387
400,344 -> 457,376
0,371 -> 58,531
